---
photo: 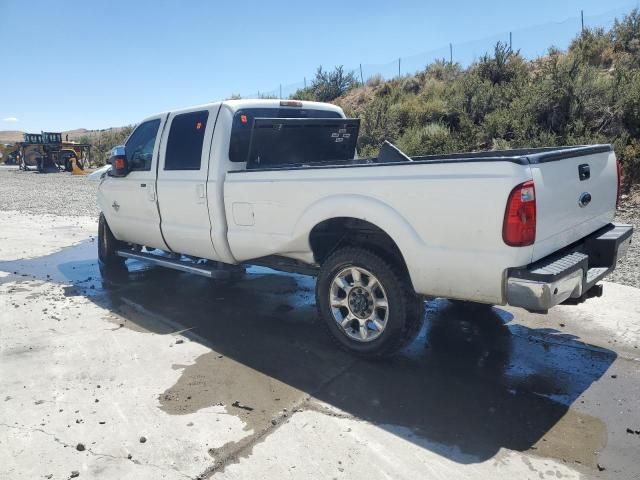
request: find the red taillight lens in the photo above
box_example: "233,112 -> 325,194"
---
616,158 -> 622,209
503,180 -> 536,247
114,158 -> 125,170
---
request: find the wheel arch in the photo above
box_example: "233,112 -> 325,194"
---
295,194 -> 424,288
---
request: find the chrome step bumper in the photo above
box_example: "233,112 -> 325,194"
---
506,223 -> 633,312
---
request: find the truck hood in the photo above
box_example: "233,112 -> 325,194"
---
87,164 -> 111,182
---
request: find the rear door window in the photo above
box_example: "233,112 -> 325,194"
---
165,110 -> 209,170
229,108 -> 341,162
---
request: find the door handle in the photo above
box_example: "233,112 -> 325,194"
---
196,184 -> 205,203
147,183 -> 156,202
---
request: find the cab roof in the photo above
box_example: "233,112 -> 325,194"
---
146,99 -> 344,121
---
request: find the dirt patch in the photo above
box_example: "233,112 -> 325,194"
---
610,184 -> 640,288
530,408 -> 608,469
158,351 -> 303,430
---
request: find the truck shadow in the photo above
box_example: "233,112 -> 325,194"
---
0,240 -> 617,465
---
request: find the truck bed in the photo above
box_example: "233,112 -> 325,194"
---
240,143 -> 612,171
226,142 -> 617,305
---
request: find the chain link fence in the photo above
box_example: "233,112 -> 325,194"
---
238,4 -> 637,99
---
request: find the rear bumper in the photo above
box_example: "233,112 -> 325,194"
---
506,223 -> 633,312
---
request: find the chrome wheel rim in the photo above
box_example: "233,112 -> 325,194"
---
329,266 -> 389,342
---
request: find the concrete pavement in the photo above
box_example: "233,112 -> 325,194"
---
1,210 -> 639,480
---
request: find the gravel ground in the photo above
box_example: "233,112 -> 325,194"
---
609,185 -> 640,288
0,166 -> 638,288
0,166 -> 99,218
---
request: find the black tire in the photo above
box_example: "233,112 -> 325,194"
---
316,247 -> 424,359
98,213 -> 126,269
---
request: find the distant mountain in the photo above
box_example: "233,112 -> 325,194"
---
0,131 -> 24,144
0,127 -> 127,144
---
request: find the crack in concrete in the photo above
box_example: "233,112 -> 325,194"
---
0,422 -> 194,479
194,356 -> 360,479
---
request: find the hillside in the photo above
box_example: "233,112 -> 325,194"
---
0,131 -> 24,144
292,9 -> 640,185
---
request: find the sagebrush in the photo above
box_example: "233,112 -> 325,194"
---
292,9 -> 640,186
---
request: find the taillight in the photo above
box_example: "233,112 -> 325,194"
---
503,180 -> 536,247
616,158 -> 622,209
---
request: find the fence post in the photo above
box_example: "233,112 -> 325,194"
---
359,64 -> 364,87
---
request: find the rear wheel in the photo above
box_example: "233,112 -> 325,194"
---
316,247 -> 424,358
98,213 -> 126,269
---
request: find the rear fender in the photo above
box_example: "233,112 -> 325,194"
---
290,194 -> 425,287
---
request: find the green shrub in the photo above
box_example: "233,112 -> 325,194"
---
292,65 -> 357,102
395,123 -> 456,156
306,8 -> 640,183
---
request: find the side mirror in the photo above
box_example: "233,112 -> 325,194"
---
108,145 -> 128,177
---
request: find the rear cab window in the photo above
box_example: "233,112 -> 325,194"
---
229,108 -> 342,163
165,110 -> 209,170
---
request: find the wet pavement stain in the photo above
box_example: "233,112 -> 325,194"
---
0,238 -> 627,476
158,351 -> 303,431
531,408 -> 607,469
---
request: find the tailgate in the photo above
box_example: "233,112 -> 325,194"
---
529,146 -> 618,261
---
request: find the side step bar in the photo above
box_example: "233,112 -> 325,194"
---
115,250 -> 242,280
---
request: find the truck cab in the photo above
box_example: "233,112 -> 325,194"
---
99,100 -> 345,262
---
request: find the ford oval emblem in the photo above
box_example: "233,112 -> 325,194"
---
578,192 -> 592,208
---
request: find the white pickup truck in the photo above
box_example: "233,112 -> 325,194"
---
96,99 -> 633,357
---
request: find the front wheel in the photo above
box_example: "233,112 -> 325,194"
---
98,213 -> 126,270
316,247 -> 424,358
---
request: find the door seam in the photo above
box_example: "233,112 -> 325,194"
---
204,105 -> 223,255
155,113 -> 174,252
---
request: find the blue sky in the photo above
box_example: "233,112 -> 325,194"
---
0,0 -> 637,132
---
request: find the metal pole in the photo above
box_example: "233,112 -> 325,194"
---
304,77 -> 307,89
359,64 -> 364,87
398,58 -> 401,78
581,10 -> 584,32
279,84 -> 282,99
449,43 -> 453,64
509,31 -> 512,50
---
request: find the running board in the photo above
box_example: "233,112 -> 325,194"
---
115,250 -> 240,280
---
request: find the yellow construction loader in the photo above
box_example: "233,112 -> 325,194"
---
18,132 -> 91,173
